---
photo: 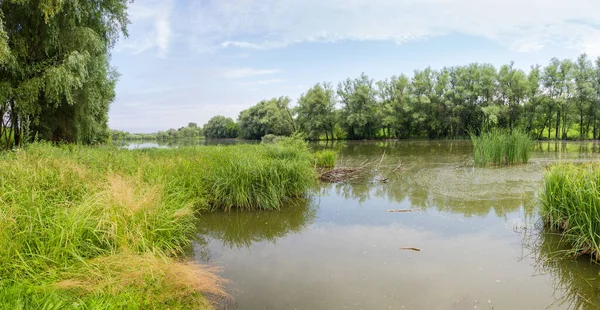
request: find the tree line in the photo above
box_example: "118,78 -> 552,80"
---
147,54 -> 600,141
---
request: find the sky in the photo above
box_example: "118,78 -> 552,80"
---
108,0 -> 600,133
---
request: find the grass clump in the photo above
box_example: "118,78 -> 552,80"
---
540,163 -> 600,261
471,129 -> 531,166
0,139 -> 316,308
313,150 -> 336,168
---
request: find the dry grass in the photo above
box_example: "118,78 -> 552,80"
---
107,174 -> 161,216
55,252 -> 228,307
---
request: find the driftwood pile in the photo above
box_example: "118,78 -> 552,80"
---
319,167 -> 364,183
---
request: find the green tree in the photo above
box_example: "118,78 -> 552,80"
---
0,0 -> 129,148
238,97 -> 295,139
203,115 -> 239,138
338,73 -> 379,139
574,54 -> 595,139
296,82 -> 336,140
497,62 -> 528,130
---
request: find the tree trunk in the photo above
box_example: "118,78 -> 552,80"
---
10,101 -> 20,147
555,109 -> 560,140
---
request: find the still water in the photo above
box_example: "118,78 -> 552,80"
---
181,140 -> 600,309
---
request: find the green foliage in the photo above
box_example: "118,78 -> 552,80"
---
471,129 -> 531,166
296,83 -> 336,140
338,73 -> 379,139
261,133 -> 283,144
0,0 -> 130,148
313,150 -> 336,168
540,163 -> 600,261
203,115 -> 239,138
238,97 -> 296,139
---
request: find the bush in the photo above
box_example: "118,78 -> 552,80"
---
261,134 -> 284,144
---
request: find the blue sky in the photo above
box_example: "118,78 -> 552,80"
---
109,0 -> 600,133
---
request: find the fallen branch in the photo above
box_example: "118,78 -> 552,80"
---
319,167 -> 363,183
400,247 -> 421,252
387,209 -> 420,213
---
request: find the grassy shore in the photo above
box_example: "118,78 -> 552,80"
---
471,129 -> 531,166
540,163 -> 600,261
0,138 -> 316,309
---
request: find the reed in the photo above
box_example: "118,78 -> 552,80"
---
313,150 -> 336,168
540,163 -> 600,261
471,129 -> 531,166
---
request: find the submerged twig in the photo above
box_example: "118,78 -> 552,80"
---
400,247 -> 421,252
387,209 -> 420,213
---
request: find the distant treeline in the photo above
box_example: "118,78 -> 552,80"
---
111,123 -> 203,141
122,54 -> 600,141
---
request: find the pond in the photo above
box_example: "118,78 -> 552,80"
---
194,140 -> 600,309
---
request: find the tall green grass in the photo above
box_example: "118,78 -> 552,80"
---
540,163 -> 600,262
471,129 -> 531,166
0,139 -> 316,308
313,150 -> 336,168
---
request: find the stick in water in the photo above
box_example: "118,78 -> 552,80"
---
387,209 -> 420,213
400,247 -> 421,251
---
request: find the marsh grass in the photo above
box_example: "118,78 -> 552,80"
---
540,163 -> 600,262
0,139 -> 315,308
314,150 -> 336,168
471,129 -> 531,166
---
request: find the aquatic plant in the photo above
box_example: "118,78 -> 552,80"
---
471,129 -> 531,166
313,150 -> 337,168
540,163 -> 600,262
0,140 -> 316,308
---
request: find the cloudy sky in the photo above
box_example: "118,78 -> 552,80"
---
109,0 -> 600,133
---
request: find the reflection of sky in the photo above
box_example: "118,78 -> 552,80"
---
314,189 -> 526,238
202,210 -> 556,310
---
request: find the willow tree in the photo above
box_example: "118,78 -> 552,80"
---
0,0 -> 130,149
338,73 -> 379,139
296,82 -> 336,140
238,97 -> 296,140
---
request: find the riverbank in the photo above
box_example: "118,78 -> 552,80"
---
0,139 -> 316,309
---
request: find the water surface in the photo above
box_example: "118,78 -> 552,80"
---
194,140 -> 600,309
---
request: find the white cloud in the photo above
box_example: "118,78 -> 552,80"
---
118,0 -> 173,56
220,68 -> 281,78
189,0 -> 600,54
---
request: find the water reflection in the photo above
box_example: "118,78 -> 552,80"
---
121,138 -> 252,149
193,140 -> 600,310
526,230 -> 600,310
196,199 -> 317,250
